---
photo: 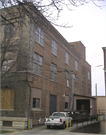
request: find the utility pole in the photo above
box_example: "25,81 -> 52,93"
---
95,83 -> 97,120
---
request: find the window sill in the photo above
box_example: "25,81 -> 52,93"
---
31,108 -> 42,112
50,79 -> 57,83
65,109 -> 69,111
35,40 -> 44,48
1,109 -> 14,111
51,52 -> 58,57
65,85 -> 69,88
33,73 -> 43,78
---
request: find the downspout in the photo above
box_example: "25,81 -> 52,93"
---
70,74 -> 75,110
26,72 -> 32,130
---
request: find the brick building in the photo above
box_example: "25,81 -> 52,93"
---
1,3 -> 96,129
102,47 -> 106,95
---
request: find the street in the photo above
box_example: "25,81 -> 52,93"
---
1,125 -> 104,135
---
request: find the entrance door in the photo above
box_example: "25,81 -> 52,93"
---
49,95 -> 57,115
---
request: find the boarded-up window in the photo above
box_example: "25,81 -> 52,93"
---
1,88 -> 14,109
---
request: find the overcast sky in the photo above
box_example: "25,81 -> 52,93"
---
54,1 -> 106,96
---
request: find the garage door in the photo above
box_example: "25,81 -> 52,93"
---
77,99 -> 90,114
50,95 -> 57,115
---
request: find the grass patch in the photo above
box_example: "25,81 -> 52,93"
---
1,130 -> 13,134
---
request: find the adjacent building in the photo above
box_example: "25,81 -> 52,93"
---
102,47 -> 106,95
1,3 -> 96,129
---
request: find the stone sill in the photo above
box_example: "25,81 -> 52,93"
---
31,108 -> 42,112
0,117 -> 27,122
1,109 -> 14,111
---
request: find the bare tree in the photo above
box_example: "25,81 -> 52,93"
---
0,0 -> 105,79
0,0 -> 105,27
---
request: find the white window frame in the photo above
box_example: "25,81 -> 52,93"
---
75,60 -> 78,71
51,39 -> 58,56
35,26 -> 44,46
33,52 -> 43,76
65,52 -> 69,65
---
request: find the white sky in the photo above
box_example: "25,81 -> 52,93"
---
54,1 -> 106,96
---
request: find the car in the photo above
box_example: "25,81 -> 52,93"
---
45,112 -> 73,129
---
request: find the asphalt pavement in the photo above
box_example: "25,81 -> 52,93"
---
0,125 -> 105,135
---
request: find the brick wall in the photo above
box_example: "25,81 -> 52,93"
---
28,21 -> 91,125
102,47 -> 106,95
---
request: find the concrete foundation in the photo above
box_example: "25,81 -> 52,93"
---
1,117 -> 27,130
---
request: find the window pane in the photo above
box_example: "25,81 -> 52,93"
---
33,53 -> 43,75
35,34 -> 39,43
34,53 -> 38,63
40,37 -> 43,46
51,63 -> 54,71
50,72 -> 54,80
65,52 -> 69,65
33,63 -> 38,74
35,26 -> 44,46
33,98 -> 40,108
51,63 -> 57,81
38,66 -> 42,75
51,39 -> 57,56
75,60 -> 78,71
33,98 -> 36,108
38,55 -> 43,66
36,99 -> 40,108
65,102 -> 68,109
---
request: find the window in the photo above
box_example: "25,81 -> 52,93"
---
2,60 -> 13,72
31,88 -> 41,110
82,66 -> 85,74
5,24 -> 14,38
50,63 -> 57,82
51,39 -> 58,56
33,52 -> 43,76
65,52 -> 69,65
82,81 -> 85,92
65,71 -> 69,87
88,84 -> 90,94
53,113 -> 65,117
35,26 -> 44,46
75,60 -> 78,71
75,76 -> 78,90
33,98 -> 40,108
88,71 -> 90,80
65,102 -> 68,109
1,88 -> 14,110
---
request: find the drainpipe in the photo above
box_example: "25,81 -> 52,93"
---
28,82 -> 31,130
70,74 -> 75,110
26,72 -> 32,130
